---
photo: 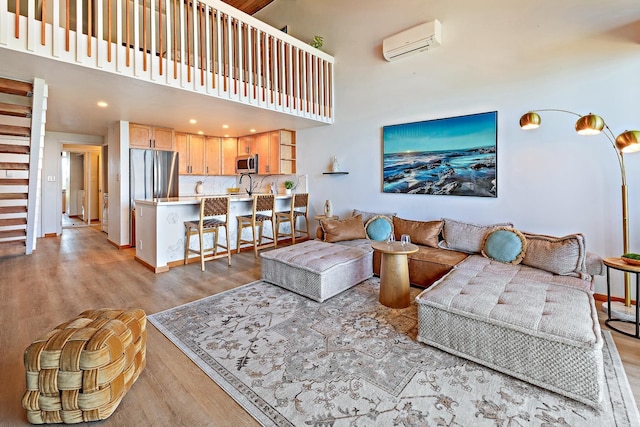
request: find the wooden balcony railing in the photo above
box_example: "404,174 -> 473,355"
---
0,0 -> 334,123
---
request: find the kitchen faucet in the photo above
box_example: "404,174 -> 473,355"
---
239,173 -> 254,196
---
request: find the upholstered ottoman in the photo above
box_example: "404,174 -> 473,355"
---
22,308 -> 147,424
261,240 -> 373,302
416,261 -> 604,408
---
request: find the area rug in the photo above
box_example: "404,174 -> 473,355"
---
149,278 -> 640,426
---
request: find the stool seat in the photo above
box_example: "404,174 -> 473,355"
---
22,309 -> 147,424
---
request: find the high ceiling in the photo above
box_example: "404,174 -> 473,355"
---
222,0 -> 275,15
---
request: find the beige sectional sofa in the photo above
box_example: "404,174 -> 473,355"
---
317,210 -> 606,407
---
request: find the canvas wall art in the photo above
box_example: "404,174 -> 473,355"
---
383,111 -> 498,197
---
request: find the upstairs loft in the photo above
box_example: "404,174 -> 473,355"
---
0,0 -> 335,129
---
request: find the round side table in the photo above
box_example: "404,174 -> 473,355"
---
603,257 -> 640,339
371,241 -> 418,309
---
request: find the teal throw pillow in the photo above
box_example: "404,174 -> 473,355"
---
365,216 -> 393,241
481,227 -> 527,264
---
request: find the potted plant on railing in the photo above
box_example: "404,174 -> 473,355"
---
283,180 -> 295,195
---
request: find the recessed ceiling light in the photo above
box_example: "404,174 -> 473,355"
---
189,119 -> 197,124
222,124 -> 229,129
197,131 -> 204,135
97,101 -> 108,107
250,129 -> 256,133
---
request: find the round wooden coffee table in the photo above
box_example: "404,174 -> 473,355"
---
371,241 -> 419,308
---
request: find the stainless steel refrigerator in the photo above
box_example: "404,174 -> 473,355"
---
130,149 -> 179,245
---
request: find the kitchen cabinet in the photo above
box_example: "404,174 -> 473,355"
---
278,130 -> 296,174
176,133 -> 205,175
204,137 -> 221,175
130,123 -> 174,150
237,135 -> 253,156
246,129 -> 295,174
221,137 -> 238,175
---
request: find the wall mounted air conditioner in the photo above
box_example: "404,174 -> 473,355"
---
382,20 -> 442,62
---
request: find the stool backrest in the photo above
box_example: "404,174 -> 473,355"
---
292,193 -> 308,211
201,196 -> 230,223
254,194 -> 276,214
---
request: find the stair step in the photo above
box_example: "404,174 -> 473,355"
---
0,162 -> 29,170
0,144 -> 30,154
0,78 -> 33,97
0,218 -> 27,226
0,178 -> 28,185
0,193 -> 28,200
0,102 -> 32,118
0,229 -> 26,239
0,125 -> 30,137
0,206 -> 27,214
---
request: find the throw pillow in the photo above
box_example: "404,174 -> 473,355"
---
352,209 -> 396,224
364,215 -> 394,241
440,218 -> 514,254
392,217 -> 442,248
481,226 -> 527,264
521,232 -> 587,278
321,214 -> 367,243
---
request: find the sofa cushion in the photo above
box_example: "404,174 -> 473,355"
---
321,214 -> 367,243
522,232 -> 587,278
481,226 -> 527,264
393,216 -> 442,248
441,218 -> 514,254
364,215 -> 394,241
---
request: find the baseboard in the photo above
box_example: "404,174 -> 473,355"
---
135,256 -> 169,273
594,293 -> 637,305
107,239 -> 131,250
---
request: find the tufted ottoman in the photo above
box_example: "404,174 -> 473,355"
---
22,308 -> 147,424
416,256 -> 604,408
261,240 -> 373,302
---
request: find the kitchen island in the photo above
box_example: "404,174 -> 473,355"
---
134,194 -> 293,272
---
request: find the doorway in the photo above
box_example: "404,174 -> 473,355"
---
61,145 -> 104,229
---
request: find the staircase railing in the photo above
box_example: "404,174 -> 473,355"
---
0,0 -> 334,123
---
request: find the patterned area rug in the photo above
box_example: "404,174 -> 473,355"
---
149,278 -> 640,426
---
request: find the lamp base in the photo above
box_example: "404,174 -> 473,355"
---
602,301 -> 637,322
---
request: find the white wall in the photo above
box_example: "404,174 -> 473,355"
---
41,132 -> 103,236
256,0 -> 640,297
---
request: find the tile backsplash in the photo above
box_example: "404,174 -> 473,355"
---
179,174 -> 308,196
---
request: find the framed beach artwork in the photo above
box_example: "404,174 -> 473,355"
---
382,111 -> 498,197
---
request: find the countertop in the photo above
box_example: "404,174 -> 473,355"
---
134,193 -> 292,206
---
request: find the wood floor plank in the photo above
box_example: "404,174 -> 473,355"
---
0,226 -> 637,425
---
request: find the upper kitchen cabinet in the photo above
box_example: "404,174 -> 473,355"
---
277,130 -> 296,174
237,135 -> 254,156
204,137 -> 221,175
249,130 -> 296,174
130,123 -> 174,150
176,133 -> 205,175
221,137 -> 239,175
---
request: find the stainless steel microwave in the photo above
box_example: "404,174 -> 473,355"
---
236,154 -> 258,174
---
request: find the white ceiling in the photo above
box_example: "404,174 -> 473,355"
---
0,48 -> 329,139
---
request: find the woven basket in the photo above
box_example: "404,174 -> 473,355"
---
22,308 -> 147,424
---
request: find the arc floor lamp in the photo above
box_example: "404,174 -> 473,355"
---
519,109 -> 640,321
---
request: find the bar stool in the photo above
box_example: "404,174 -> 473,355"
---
276,193 -> 310,244
184,196 -> 231,271
237,194 -> 277,258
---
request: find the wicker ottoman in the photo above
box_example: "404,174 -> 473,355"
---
261,240 -> 373,302
416,264 -> 604,408
22,308 -> 147,424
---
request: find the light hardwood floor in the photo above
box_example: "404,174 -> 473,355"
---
1,227 -> 638,426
